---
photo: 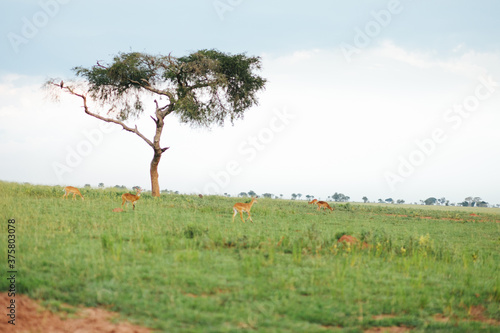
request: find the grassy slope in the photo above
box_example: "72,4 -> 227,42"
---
0,181 -> 499,332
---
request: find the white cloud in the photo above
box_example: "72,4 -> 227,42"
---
373,40 -> 499,79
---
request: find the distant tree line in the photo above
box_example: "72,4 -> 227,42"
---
85,184 -> 498,207
420,196 -> 489,207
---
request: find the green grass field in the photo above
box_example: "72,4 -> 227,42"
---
1,181 -> 499,332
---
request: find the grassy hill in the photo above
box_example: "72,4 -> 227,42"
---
1,181 -> 499,332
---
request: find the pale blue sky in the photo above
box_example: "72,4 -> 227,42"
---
2,1 -> 499,75
1,1 -> 500,205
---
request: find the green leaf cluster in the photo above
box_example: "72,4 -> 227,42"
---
72,49 -> 266,126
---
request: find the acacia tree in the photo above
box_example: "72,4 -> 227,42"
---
47,50 -> 266,196
424,197 -> 437,205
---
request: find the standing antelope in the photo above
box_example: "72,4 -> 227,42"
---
232,197 -> 257,223
122,188 -> 142,210
316,201 -> 334,211
63,186 -> 84,200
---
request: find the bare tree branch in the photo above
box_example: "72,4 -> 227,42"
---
54,82 -> 154,148
96,61 -> 107,69
128,79 -> 175,101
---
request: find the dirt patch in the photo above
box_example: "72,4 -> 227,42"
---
468,305 -> 500,326
433,314 -> 450,323
0,293 -> 151,333
364,326 -> 411,333
338,235 -> 370,249
433,305 -> 500,326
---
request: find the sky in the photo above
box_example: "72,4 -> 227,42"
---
1,0 -> 500,205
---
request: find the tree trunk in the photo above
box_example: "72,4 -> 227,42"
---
149,104 -> 169,197
150,150 -> 162,197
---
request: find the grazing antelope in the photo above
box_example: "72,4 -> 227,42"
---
316,201 -> 334,211
63,186 -> 84,200
338,235 -> 370,249
121,188 -> 142,210
308,199 -> 318,205
232,197 -> 257,223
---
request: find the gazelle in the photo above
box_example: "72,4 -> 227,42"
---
308,199 -> 318,205
122,188 -> 142,210
63,186 -> 84,200
232,197 -> 257,223
316,201 -> 334,211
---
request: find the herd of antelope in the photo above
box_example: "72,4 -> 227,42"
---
62,186 -> 143,211
230,197 -> 334,223
63,186 -> 335,221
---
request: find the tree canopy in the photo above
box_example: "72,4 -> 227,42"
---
73,50 -> 266,126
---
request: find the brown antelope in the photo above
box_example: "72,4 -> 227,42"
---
232,197 -> 257,223
308,199 -> 318,205
63,186 -> 84,200
122,188 -> 142,210
316,201 -> 334,211
338,235 -> 370,249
